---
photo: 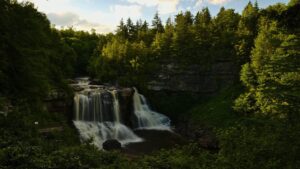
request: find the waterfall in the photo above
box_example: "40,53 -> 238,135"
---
73,121 -> 142,148
72,78 -> 171,149
111,90 -> 121,123
133,88 -> 171,130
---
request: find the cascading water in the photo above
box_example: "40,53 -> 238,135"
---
72,78 -> 171,149
133,88 -> 171,130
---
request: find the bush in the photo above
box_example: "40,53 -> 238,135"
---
216,119 -> 300,169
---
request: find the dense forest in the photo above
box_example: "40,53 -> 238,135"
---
0,0 -> 300,168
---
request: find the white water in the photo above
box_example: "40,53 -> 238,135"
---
72,78 -> 170,149
74,121 -> 142,149
133,88 -> 171,130
111,90 -> 121,123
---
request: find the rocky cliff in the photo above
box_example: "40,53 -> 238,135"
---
147,60 -> 238,93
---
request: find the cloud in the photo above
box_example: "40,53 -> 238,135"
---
47,12 -> 79,26
110,5 -> 143,20
47,12 -> 112,33
195,0 -> 231,7
126,0 -> 180,14
19,0 -> 73,13
208,0 -> 231,5
18,0 -> 145,33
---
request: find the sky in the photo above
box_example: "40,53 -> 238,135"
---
18,0 -> 289,34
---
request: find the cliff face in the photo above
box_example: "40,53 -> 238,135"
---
147,60 -> 238,93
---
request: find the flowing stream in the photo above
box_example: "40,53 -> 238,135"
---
72,78 -> 171,149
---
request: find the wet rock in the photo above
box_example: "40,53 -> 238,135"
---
67,79 -> 78,84
108,87 -> 117,91
89,79 -> 101,85
72,85 -> 84,92
121,88 -> 134,97
103,139 -> 122,151
101,92 -> 114,121
89,85 -> 99,89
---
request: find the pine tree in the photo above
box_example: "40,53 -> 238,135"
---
152,12 -> 164,34
234,18 -> 300,120
235,2 -> 259,64
116,18 -> 129,40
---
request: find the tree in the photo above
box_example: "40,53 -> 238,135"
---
172,11 -> 195,64
116,18 -> 129,40
194,8 -> 213,65
0,1 -> 76,106
235,2 -> 259,64
151,17 -> 174,61
60,28 -> 100,76
234,18 -> 300,120
126,18 -> 137,41
152,12 -> 164,34
212,7 -> 240,62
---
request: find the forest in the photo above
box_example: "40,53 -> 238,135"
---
0,0 -> 299,168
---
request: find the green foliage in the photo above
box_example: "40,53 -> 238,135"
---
0,1 -> 76,108
60,28 -> 102,76
231,4 -> 300,168
152,12 -> 164,34
90,8 -> 241,86
216,119 -> 300,169
235,2 -> 259,64
188,86 -> 242,128
136,144 -> 217,169
48,146 -> 129,169
235,16 -> 300,119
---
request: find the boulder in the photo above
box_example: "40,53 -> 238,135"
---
103,139 -> 122,151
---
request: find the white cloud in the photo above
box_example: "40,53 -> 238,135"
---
19,0 -> 73,14
47,12 -> 112,33
110,5 -> 143,20
47,12 -> 79,26
208,0 -> 231,5
17,0 -> 119,33
126,0 -> 180,14
195,0 -> 231,7
195,0 -> 204,7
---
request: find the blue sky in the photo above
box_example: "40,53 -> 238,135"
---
18,0 -> 289,34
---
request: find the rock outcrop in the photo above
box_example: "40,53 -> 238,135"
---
147,60 -> 238,93
43,89 -> 73,117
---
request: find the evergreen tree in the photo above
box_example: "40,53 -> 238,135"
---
126,18 -> 137,41
212,7 -> 240,62
172,11 -> 195,64
235,2 -> 259,64
234,18 -> 300,120
116,18 -> 129,40
152,12 -> 164,34
194,8 -> 213,65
